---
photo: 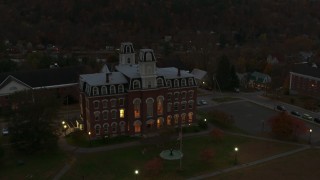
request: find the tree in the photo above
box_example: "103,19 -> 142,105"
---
210,128 -> 224,142
144,157 -> 163,176
268,112 -> 307,140
200,148 -> 215,163
216,55 -> 239,91
9,89 -> 61,154
230,65 -> 240,88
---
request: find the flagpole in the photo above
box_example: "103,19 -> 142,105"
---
180,120 -> 182,170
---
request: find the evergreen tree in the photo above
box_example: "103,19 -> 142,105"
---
230,65 -> 240,89
216,55 -> 231,90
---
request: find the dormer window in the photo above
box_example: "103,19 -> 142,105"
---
93,87 -> 99,96
101,86 -> 108,95
166,80 -> 172,87
174,79 -> 179,87
188,78 -> 194,86
110,85 -> 116,94
133,80 -> 140,89
157,78 -> 164,87
181,79 -> 187,86
118,84 -> 124,93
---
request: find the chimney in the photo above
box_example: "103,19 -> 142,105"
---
106,73 -> 109,83
177,68 -> 181,76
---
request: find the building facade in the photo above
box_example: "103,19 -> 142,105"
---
79,42 -> 198,139
289,64 -> 320,97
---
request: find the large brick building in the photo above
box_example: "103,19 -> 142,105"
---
289,64 -> 320,96
79,42 -> 198,138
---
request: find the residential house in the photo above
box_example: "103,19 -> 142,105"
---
248,71 -> 271,89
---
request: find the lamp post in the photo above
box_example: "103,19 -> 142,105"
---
134,169 -> 139,180
234,147 -> 239,165
88,131 -> 91,146
309,129 -> 312,144
63,124 -> 67,136
179,120 -> 183,170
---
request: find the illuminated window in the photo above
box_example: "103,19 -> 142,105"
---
188,112 -> 193,123
157,117 -> 163,128
119,109 -> 125,118
157,96 -> 164,115
133,98 -> 141,118
174,114 -> 179,124
167,115 -> 172,126
134,120 -> 141,133
181,113 -> 186,123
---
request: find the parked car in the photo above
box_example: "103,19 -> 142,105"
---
2,128 -> 9,136
234,88 -> 240,93
302,113 -> 313,120
276,105 -> 286,111
200,100 -> 208,105
197,101 -> 202,106
314,117 -> 320,124
291,111 -> 301,117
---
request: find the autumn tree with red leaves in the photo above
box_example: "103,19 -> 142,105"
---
268,112 -> 308,140
144,157 -> 163,176
210,128 -> 225,142
200,148 -> 215,163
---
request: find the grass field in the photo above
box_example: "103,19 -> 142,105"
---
61,134 -> 299,179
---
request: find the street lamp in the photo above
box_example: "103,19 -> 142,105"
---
204,118 -> 207,122
309,129 -> 312,144
63,124 -> 67,136
88,131 -> 91,146
234,147 -> 239,165
134,169 -> 139,180
62,121 -> 65,125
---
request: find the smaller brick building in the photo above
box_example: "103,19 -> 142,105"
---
79,42 -> 198,139
289,64 -> 320,97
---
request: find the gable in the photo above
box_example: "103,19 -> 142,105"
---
0,79 -> 31,96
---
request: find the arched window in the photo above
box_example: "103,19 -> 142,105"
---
181,113 -> 186,124
119,121 -> 126,133
111,122 -> 117,133
157,117 -> 164,128
174,79 -> 179,87
134,120 -> 142,133
188,78 -> 194,86
157,78 -> 164,87
133,80 -> 141,89
166,80 -> 172,87
188,100 -> 194,109
174,114 -> 179,125
118,84 -> 124,93
181,101 -> 187,111
102,110 -> 108,120
188,112 -> 193,123
94,111 -> 100,121
133,98 -> 141,118
102,100 -> 108,109
93,87 -> 99,95
181,91 -> 186,100
174,102 -> 179,112
181,79 -> 187,86
167,93 -> 172,101
188,90 -> 194,98
146,98 -> 154,117
110,85 -> 116,94
111,110 -> 117,119
167,115 -> 172,126
157,96 -> 164,115
93,100 -> 100,109
167,103 -> 172,112
94,124 -> 101,135
103,123 -> 109,134
101,86 -> 108,95
110,99 -> 117,107
119,108 -> 125,118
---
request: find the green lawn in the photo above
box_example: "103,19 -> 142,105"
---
62,134 -> 298,179
0,147 -> 68,180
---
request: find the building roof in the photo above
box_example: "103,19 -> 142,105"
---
249,71 -> 271,83
115,64 -> 193,80
291,64 -> 320,78
0,66 -> 84,89
191,68 -> 207,80
80,72 -> 128,86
